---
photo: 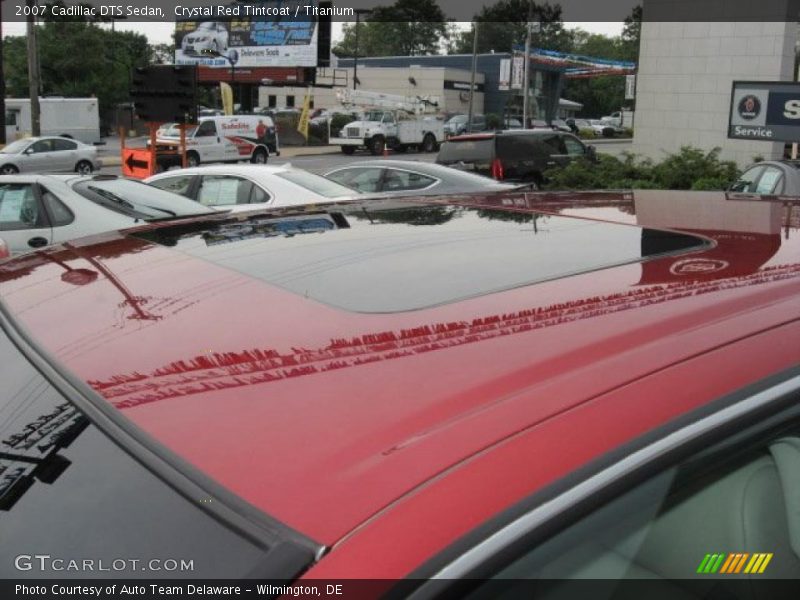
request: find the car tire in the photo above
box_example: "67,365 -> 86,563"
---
341,146 -> 356,155
186,152 -> 200,168
251,148 -> 268,164
421,133 -> 437,153
1,164 -> 19,175
369,136 -> 385,156
75,160 -> 93,175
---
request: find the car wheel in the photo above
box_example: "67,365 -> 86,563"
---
75,160 -> 93,175
341,146 -> 356,155
186,152 -> 200,168
421,133 -> 437,153
251,148 -> 268,164
369,136 -> 385,156
1,164 -> 19,175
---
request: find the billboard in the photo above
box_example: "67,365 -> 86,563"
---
175,0 -> 318,69
729,80 -> 800,142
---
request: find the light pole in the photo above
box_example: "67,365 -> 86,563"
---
353,9 -> 371,89
467,21 -> 478,133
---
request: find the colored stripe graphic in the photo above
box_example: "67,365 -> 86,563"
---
699,553 -> 773,575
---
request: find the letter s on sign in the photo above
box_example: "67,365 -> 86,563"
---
783,99 -> 800,119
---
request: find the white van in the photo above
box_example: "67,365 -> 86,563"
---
156,115 -> 279,167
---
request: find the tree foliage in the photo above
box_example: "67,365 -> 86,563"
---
333,0 -> 448,57
2,21 -> 151,112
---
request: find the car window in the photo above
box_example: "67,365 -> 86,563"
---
754,166 -> 784,194
563,136 -> 586,157
540,134 -> 565,154
198,176 -> 267,206
149,175 -> 195,197
196,121 -> 217,137
40,187 -> 74,227
382,169 -> 437,192
0,183 -> 44,230
327,168 -> 385,193
438,139 -> 495,163
52,138 -> 77,151
29,139 -> 54,154
461,400 -> 800,595
729,166 -> 765,193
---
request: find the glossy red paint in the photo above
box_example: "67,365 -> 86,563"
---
0,191 -> 798,567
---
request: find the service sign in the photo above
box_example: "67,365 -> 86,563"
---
174,0 -> 318,69
729,81 -> 800,142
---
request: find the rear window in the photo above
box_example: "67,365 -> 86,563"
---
437,138 -> 495,163
275,169 -> 355,198
72,178 -> 216,220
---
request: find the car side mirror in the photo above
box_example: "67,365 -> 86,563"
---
23,148 -> 33,155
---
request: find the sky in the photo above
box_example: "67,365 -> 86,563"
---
1,20 -> 624,45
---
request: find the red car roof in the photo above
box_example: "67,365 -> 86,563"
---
0,190 -> 798,561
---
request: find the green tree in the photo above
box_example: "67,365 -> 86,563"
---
620,5 -> 642,63
3,21 -> 151,112
562,32 -> 628,117
450,1 -> 572,54
333,0 -> 448,57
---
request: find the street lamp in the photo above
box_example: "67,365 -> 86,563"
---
352,9 -> 372,90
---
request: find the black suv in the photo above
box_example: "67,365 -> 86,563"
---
436,130 -> 596,187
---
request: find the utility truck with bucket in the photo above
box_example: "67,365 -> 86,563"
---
329,89 -> 445,155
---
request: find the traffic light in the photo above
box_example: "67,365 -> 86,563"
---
130,65 -> 198,124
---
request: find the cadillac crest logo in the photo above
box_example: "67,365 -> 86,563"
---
737,95 -> 761,120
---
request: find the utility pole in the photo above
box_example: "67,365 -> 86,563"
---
521,7 -> 533,129
467,21 -> 478,133
352,9 -> 371,90
26,0 -> 41,136
0,1 -> 6,144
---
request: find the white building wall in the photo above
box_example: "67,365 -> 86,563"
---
633,18 -> 797,166
257,67 -> 484,115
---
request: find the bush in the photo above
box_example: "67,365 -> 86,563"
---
330,113 -> 355,137
485,113 -> 502,129
577,128 -> 597,139
308,122 -> 328,145
622,127 -> 634,137
544,146 -> 740,191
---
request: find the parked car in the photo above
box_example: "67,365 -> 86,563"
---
573,119 -> 617,137
155,122 -> 179,138
0,190 -> 797,590
324,160 -> 516,195
444,114 -> 486,136
551,118 -> 574,132
728,160 -> 800,195
0,136 -> 102,175
437,130 -> 596,187
0,174 -> 215,255
146,165 -> 358,212
503,117 -> 523,129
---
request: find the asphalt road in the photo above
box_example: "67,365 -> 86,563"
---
97,141 -> 633,177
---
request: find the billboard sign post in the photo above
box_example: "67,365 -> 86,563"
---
729,80 -> 800,142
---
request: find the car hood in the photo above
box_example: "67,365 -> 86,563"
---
0,192 -> 798,547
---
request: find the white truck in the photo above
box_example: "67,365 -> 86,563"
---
4,97 -> 101,144
329,89 -> 445,155
601,110 -> 635,129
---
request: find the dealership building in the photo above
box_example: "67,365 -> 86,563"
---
632,0 -> 798,164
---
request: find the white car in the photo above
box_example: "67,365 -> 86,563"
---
181,21 -> 229,56
0,174 -> 216,255
145,165 -> 359,213
0,137 -> 102,175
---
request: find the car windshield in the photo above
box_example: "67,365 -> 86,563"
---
364,110 -> 387,121
275,169 -> 356,198
0,139 -> 32,154
72,178 -> 217,220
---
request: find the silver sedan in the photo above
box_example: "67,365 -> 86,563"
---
0,137 -> 103,175
325,160 -> 517,196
